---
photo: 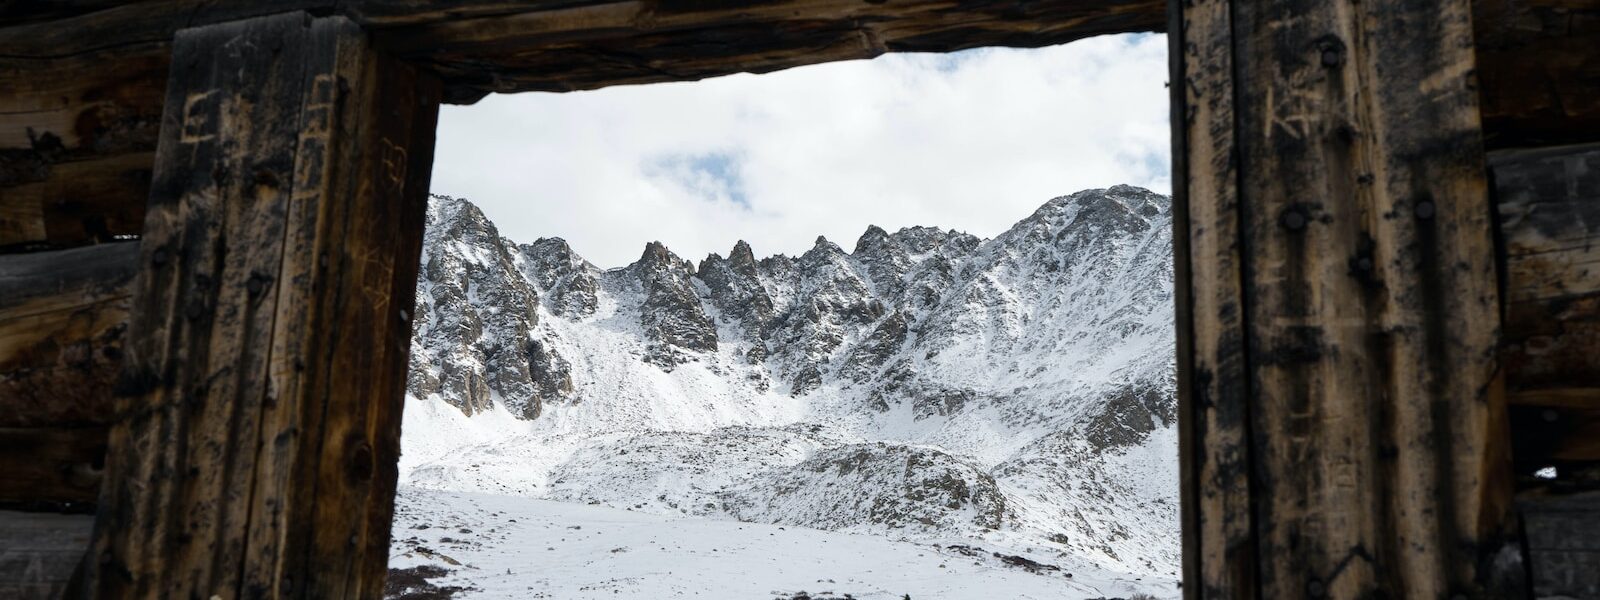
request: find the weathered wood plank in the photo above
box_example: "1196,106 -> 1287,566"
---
1475,0 -> 1600,150
1169,0 -> 1256,597
1490,142 -> 1600,478
1519,491 -> 1600,599
1176,0 -> 1528,596
0,510 -> 94,600
80,12 -> 439,599
372,0 -> 1164,101
0,427 -> 106,509
1240,0 -> 1523,593
1492,143 -> 1600,396
0,242 -> 138,428
0,46 -> 165,250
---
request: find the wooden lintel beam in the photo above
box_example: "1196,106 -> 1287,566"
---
80,12 -> 439,599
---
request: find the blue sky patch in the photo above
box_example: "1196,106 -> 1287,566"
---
648,152 -> 750,209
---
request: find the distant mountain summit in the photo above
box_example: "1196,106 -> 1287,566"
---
402,186 -> 1180,578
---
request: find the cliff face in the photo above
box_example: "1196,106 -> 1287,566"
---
403,186 -> 1179,576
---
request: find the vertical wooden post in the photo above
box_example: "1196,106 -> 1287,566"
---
1172,0 -> 1528,597
78,12 -> 439,599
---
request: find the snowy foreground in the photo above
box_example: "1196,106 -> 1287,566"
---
389,487 -> 1176,600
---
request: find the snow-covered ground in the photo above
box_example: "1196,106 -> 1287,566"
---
390,487 -> 1176,599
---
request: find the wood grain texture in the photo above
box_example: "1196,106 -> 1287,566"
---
0,242 -> 139,428
1175,0 -> 1528,596
0,510 -> 94,600
1169,0 -> 1256,597
1474,0 -> 1600,150
1518,491 -> 1600,599
1491,142 -> 1600,475
0,0 -> 1588,251
2,0 -> 1591,123
0,427 -> 106,509
0,46 -> 165,250
79,12 -> 438,599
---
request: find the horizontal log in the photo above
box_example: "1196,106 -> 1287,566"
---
0,44 -> 164,250
0,0 -> 1590,131
0,427 -> 106,508
1493,143 -> 1600,399
1491,142 -> 1600,475
0,241 -> 139,428
1474,0 -> 1600,150
372,0 -> 1165,101
1519,491 -> 1600,599
0,510 -> 95,600
0,1 -> 1587,250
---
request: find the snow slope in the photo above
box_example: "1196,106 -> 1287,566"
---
390,487 -> 1176,600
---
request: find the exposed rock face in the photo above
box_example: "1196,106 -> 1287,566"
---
626,241 -> 718,369
404,186 -> 1180,576
519,237 -> 598,317
697,240 -> 776,344
722,443 -> 1008,532
408,195 -> 579,418
411,186 -> 1174,446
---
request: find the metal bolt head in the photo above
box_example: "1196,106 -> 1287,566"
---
1280,209 -> 1308,231
1321,48 -> 1342,67
1307,578 -> 1327,598
1542,409 -> 1560,423
1415,200 -> 1436,220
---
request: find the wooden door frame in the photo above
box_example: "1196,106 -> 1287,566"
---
1,0 -> 1595,597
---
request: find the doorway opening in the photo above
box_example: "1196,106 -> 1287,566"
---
388,34 -> 1181,600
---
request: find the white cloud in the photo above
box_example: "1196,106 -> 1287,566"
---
430,33 -> 1170,268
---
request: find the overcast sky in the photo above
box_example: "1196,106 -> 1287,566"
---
430,33 -> 1169,269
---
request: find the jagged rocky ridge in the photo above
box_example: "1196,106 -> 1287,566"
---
403,186 -> 1179,578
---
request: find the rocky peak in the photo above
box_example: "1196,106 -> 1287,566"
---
728,240 -> 760,276
520,237 -> 599,317
625,241 -> 717,368
853,225 -> 892,255
802,235 -> 848,263
412,187 -> 1173,448
851,224 -> 913,300
409,194 -> 570,419
699,242 -> 777,345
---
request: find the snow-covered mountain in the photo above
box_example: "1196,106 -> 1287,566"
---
397,186 -> 1180,595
